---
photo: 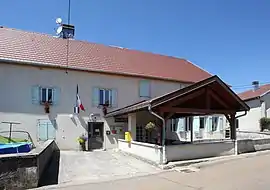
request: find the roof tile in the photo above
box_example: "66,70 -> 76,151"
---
238,84 -> 270,101
0,27 -> 211,83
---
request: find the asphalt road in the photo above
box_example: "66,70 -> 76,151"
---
45,152 -> 270,190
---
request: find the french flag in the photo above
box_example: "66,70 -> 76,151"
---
74,84 -> 85,114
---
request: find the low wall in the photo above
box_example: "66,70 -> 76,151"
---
237,131 -> 270,140
166,140 -> 235,162
118,139 -> 163,164
0,140 -> 59,189
237,138 -> 270,154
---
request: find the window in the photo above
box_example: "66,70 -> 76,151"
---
139,80 -> 150,97
92,87 -> 117,108
40,87 -> 53,104
99,89 -> 112,106
171,119 -> 178,132
212,117 -> 219,131
31,85 -> 60,105
199,117 -> 205,129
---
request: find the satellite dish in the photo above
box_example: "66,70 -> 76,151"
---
56,26 -> 63,35
56,18 -> 62,24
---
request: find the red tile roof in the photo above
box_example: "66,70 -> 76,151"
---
0,27 -> 212,83
238,84 -> 270,101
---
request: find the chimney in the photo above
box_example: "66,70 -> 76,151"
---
252,81 -> 259,91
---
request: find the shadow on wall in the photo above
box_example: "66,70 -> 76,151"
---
38,150 -> 60,187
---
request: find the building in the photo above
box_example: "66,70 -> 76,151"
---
0,27 -> 228,150
237,82 -> 270,132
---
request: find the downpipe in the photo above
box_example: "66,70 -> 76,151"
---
148,104 -> 167,164
234,111 -> 248,155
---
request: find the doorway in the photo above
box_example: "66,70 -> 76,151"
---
88,122 -> 104,150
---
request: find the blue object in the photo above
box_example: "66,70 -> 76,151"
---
0,142 -> 32,154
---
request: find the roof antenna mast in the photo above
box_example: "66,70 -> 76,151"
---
65,0 -> 71,74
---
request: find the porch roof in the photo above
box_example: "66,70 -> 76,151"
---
106,75 -> 250,118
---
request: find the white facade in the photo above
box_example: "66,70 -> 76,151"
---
0,63 -> 186,150
237,93 -> 270,132
0,63 -> 227,150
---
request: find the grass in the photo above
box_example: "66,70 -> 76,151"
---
0,135 -> 29,144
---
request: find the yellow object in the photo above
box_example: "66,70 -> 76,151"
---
125,131 -> 131,142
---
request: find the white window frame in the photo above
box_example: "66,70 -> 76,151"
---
139,80 -> 151,98
99,88 -> 112,106
40,87 -> 54,104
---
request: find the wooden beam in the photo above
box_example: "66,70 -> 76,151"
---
208,88 -> 230,109
166,88 -> 206,107
206,88 -> 210,109
165,112 -> 175,120
159,106 -> 236,114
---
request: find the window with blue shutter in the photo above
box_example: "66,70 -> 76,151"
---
92,87 -> 118,108
32,85 -> 60,105
139,80 -> 150,97
37,119 -> 56,141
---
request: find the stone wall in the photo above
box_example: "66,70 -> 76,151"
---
0,140 -> 59,189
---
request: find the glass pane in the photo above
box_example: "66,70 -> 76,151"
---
99,89 -> 104,105
41,88 -> 47,103
105,90 -> 110,105
200,117 -> 205,129
48,88 -> 53,103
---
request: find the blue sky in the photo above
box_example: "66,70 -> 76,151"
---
1,0 -> 270,92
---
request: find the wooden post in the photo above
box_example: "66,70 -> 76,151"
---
230,114 -> 236,140
190,117 -> 193,143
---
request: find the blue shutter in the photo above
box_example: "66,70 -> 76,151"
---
177,118 -> 185,132
92,87 -> 100,107
38,120 -> 48,141
47,120 -> 56,139
193,116 -> 200,132
52,87 -> 61,106
219,117 -> 224,131
111,89 -> 118,108
139,80 -> 150,97
208,116 -> 213,132
31,85 -> 40,104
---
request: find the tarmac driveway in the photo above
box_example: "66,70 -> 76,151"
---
58,150 -> 161,184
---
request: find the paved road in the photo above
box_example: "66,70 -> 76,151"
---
46,152 -> 270,190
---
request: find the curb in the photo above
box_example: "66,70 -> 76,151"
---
159,150 -> 270,170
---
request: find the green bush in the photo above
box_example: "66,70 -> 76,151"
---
259,117 -> 270,132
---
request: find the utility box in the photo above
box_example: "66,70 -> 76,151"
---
125,131 -> 131,142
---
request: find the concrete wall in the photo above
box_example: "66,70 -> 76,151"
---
237,138 -> 270,154
237,92 -> 270,132
0,63 -> 185,150
0,140 -> 58,189
165,140 -> 235,162
237,131 -> 270,140
118,139 -> 163,164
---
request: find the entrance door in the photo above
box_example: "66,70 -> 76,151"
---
88,122 -> 104,150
